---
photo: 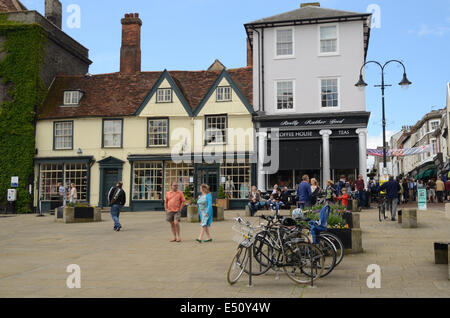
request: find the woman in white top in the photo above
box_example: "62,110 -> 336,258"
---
69,183 -> 77,204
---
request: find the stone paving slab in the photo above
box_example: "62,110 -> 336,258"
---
0,208 -> 449,298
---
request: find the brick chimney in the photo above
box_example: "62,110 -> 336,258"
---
120,13 -> 142,75
246,38 -> 253,67
45,0 -> 62,29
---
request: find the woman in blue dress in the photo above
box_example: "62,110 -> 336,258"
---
196,184 -> 213,243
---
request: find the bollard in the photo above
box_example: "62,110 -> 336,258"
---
401,209 -> 417,228
351,200 -> 359,212
398,210 -> 402,224
352,213 -> 360,229
187,206 -> 199,223
446,203 -> 450,220
245,205 -> 252,217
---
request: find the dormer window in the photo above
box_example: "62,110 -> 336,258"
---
216,86 -> 232,102
63,90 -> 83,106
156,88 -> 173,103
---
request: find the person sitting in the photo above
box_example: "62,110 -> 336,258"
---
309,205 -> 331,244
281,187 -> 290,207
337,187 -> 350,209
247,186 -> 260,217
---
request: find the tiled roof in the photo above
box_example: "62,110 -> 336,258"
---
0,0 -> 26,13
38,67 -> 253,119
247,5 -> 369,25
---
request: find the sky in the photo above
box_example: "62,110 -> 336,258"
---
22,0 -> 450,167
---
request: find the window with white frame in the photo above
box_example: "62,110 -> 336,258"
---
103,119 -> 122,148
321,78 -> 339,108
431,139 -> 438,155
164,162 -> 194,194
276,29 -> 293,56
156,88 -> 173,103
39,164 -> 63,200
220,161 -> 251,199
430,120 -> 440,131
205,115 -> 227,144
216,86 -> 232,102
148,118 -> 169,147
132,162 -> 163,200
320,25 -> 338,54
63,91 -> 82,106
276,81 -> 294,110
64,163 -> 88,201
39,163 -> 88,201
54,121 -> 73,150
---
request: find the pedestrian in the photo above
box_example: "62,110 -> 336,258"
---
337,187 -> 350,209
297,175 -> 312,210
165,181 -> 185,242
408,178 -> 415,202
355,175 -> 366,208
336,175 -> 346,195
108,181 -> 126,232
379,176 -> 401,221
57,182 -> 67,207
68,183 -> 77,204
247,186 -> 260,216
402,179 -> 409,203
325,180 -> 336,204
427,178 -> 436,203
281,187 -> 290,207
196,184 -> 213,243
436,176 -> 445,203
445,178 -> 450,201
310,178 -> 320,205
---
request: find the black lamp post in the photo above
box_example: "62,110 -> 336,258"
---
355,60 -> 412,172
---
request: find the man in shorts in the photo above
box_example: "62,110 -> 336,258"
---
165,181 -> 185,242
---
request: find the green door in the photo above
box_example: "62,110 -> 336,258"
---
102,169 -> 119,207
196,165 -> 219,203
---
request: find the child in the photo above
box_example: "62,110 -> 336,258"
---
337,187 -> 350,208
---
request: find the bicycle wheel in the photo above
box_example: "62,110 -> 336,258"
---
282,242 -> 325,284
249,233 -> 274,276
315,235 -> 337,278
227,245 -> 248,285
320,232 -> 344,266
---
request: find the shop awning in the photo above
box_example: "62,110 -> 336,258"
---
415,168 -> 436,180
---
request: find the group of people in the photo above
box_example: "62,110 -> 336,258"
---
57,182 -> 78,206
247,174 -> 368,216
107,181 -> 214,243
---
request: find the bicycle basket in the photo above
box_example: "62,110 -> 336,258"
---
231,220 -> 256,244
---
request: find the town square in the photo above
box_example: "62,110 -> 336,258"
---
0,0 -> 449,302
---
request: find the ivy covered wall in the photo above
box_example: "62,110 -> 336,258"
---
0,15 -> 47,213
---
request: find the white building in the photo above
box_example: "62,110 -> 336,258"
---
245,2 -> 372,189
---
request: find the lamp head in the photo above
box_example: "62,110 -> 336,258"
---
399,73 -> 412,90
355,74 -> 368,88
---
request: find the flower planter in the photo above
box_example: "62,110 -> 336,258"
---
180,205 -> 188,218
187,206 -> 199,223
328,227 -> 363,254
213,206 -> 225,221
60,206 -> 101,224
216,198 -> 229,210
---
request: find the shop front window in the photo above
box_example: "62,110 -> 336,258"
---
39,163 -> 88,201
220,161 -> 251,199
164,162 -> 194,194
132,162 -> 163,200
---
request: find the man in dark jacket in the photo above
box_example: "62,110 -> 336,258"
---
297,175 -> 312,209
108,181 -> 126,231
379,176 -> 401,221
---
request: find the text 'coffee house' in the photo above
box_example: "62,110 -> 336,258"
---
255,112 -> 370,191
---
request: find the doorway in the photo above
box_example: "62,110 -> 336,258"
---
102,169 -> 119,208
195,165 -> 219,203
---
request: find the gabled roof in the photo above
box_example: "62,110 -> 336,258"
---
0,0 -> 27,13
39,66 -> 253,120
246,5 -> 370,25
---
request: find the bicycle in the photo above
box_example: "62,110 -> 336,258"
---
250,214 -> 326,284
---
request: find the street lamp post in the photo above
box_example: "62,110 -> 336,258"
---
355,60 -> 412,172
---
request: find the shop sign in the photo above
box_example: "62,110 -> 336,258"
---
417,188 -> 427,211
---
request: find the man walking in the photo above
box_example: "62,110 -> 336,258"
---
436,176 -> 445,203
379,176 -> 401,221
165,181 -> 185,242
297,175 -> 312,210
108,181 -> 126,232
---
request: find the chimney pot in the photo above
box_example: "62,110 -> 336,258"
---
300,2 -> 321,8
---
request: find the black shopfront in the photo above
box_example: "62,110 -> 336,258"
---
255,112 -> 370,190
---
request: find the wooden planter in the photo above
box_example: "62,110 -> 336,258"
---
58,206 -> 101,223
213,206 -> 225,221
216,198 -> 229,210
187,206 -> 199,223
328,227 -> 363,254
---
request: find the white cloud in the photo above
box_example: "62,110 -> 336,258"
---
415,24 -> 450,36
